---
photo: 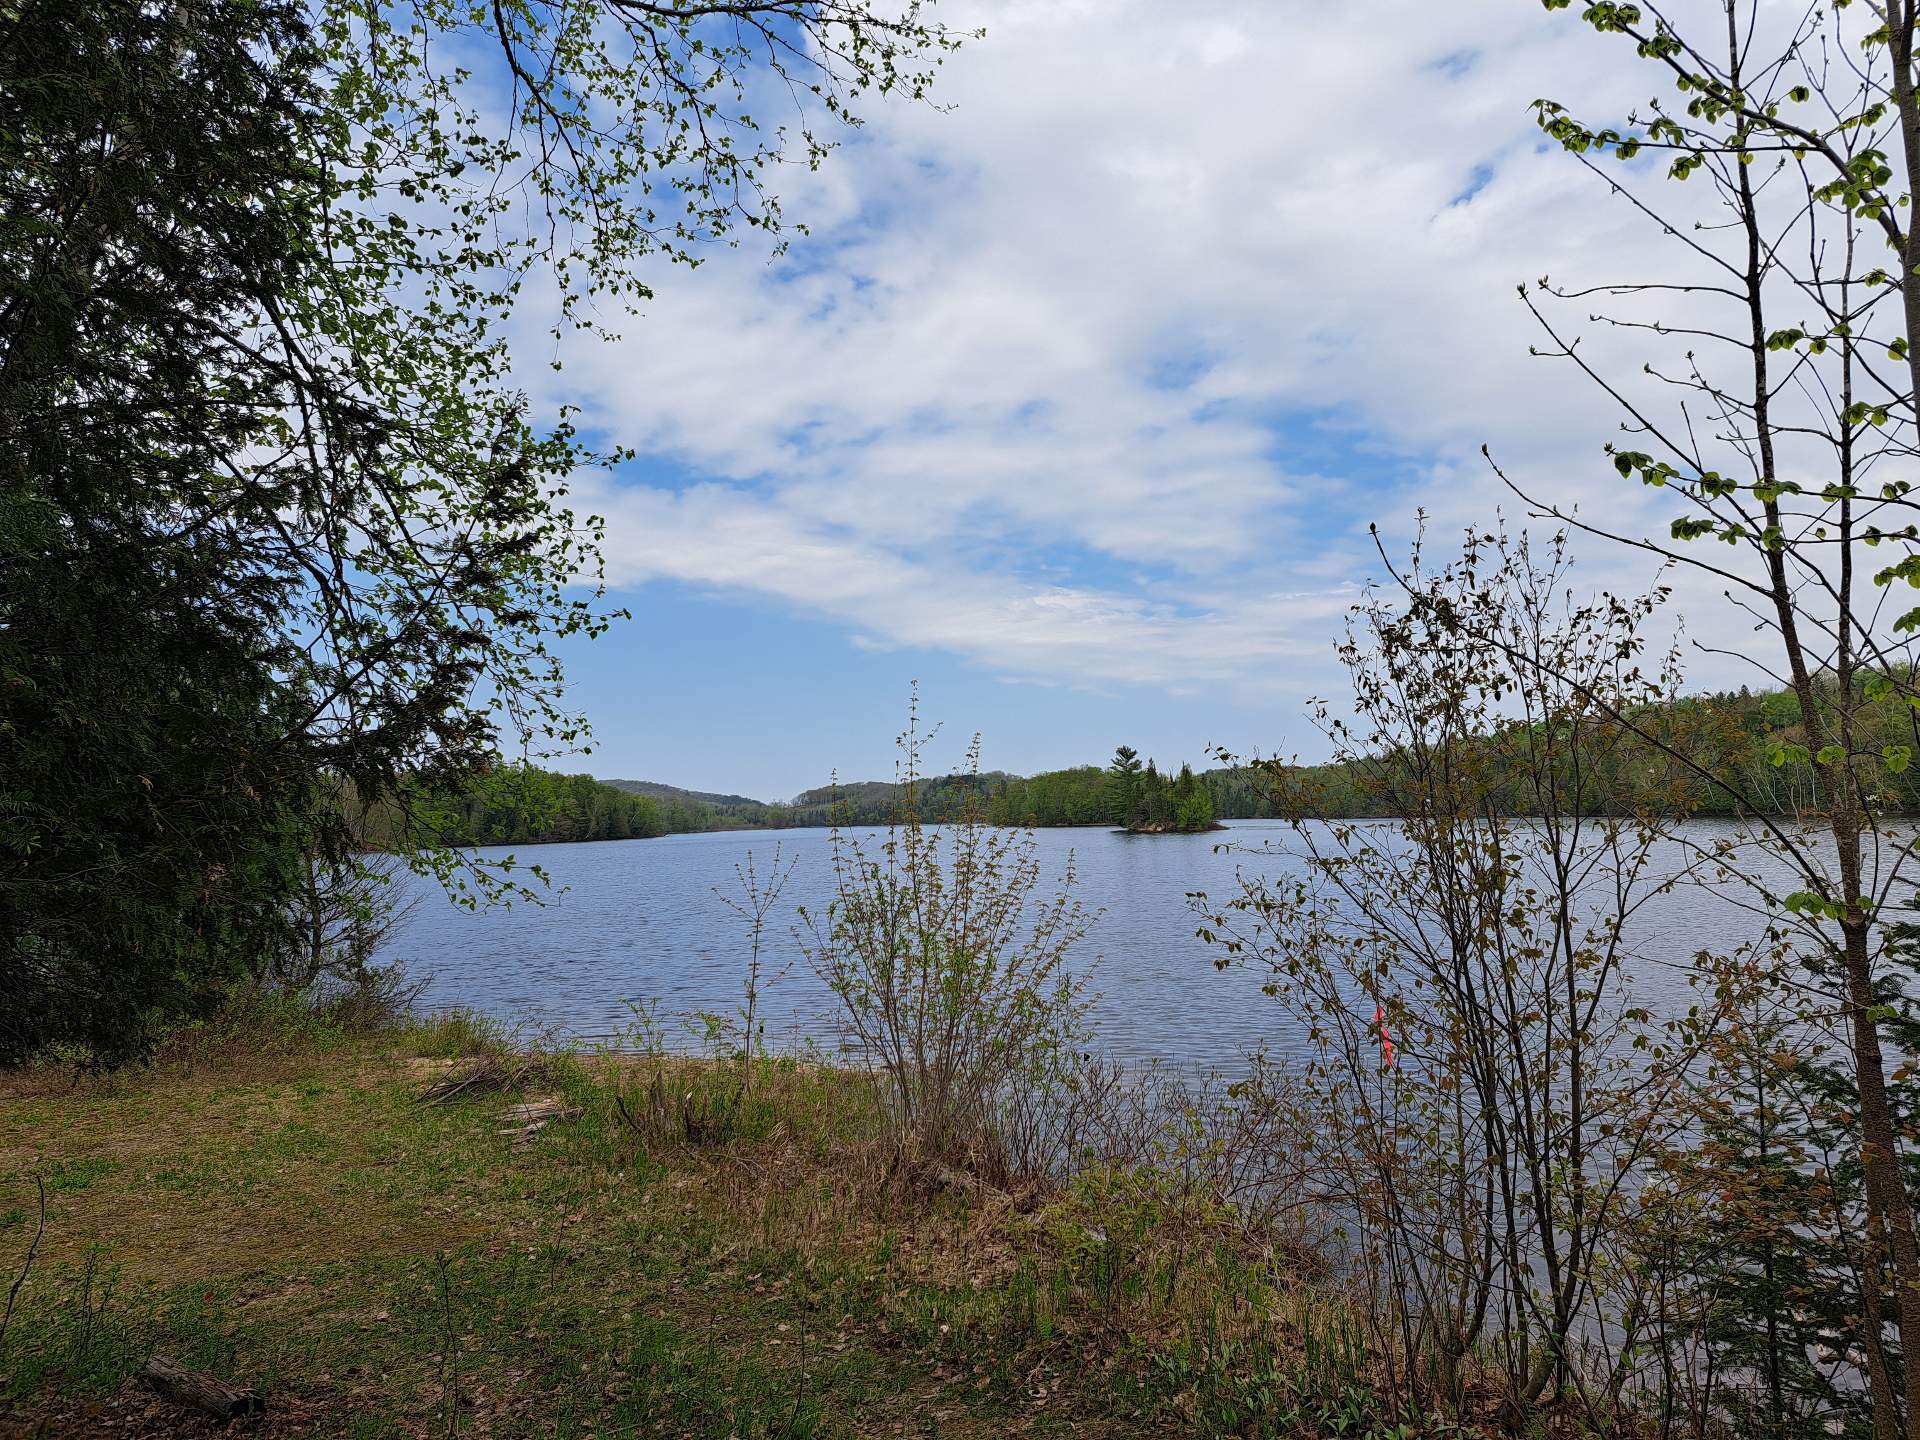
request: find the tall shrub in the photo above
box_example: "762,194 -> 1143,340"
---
803,696 -> 1094,1168
1197,528 -> 1718,1419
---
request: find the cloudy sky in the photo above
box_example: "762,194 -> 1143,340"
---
523,0 -> 1721,799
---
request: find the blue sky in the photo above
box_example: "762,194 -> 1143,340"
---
501,1 -> 1725,801
552,589 -> 1282,797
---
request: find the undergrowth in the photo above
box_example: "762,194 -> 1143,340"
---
0,1017 -> 1478,1438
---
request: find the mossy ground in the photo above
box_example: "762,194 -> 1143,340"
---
0,1017 -> 1405,1439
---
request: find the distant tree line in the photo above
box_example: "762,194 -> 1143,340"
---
770,758 -> 1229,831
1287,680 -> 1920,822
357,679 -> 1920,857
978,748 -> 1219,832
354,769 -> 774,849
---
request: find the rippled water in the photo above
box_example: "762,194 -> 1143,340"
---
393,818 -> 1800,1069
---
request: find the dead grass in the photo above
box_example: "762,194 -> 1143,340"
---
0,1037 -> 1161,1438
0,1059 -> 483,1285
0,1018 -> 1502,1439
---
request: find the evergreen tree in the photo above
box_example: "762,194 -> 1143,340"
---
1659,933 -> 1920,1437
1174,763 -> 1216,832
0,0 -> 958,1065
1656,1009 -> 1900,1438
1107,745 -> 1143,827
1140,761 -> 1172,828
1,0 -> 341,1065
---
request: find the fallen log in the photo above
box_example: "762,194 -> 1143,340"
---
496,1095 -> 580,1146
140,1354 -> 264,1420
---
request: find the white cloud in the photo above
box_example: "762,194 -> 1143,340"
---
526,0 -> 1776,699
576,476 -> 1355,694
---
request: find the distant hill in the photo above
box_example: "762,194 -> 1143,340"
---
603,779 -> 769,813
360,758 -> 1247,851
782,771 -> 1017,826
596,771 -> 1028,829
357,766 -> 715,849
601,773 -> 1022,821
598,778 -> 782,831
786,771 -> 1014,810
787,778 -> 889,810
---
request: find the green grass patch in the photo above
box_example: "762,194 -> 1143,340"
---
0,1041 -> 1412,1438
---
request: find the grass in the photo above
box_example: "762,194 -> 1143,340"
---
0,1013 -> 1416,1438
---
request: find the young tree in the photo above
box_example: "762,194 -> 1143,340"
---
1651,991 -> 1887,1439
272,857 -> 419,998
1523,7 -> 1920,1431
1197,529 -> 1713,1419
715,844 -> 798,1099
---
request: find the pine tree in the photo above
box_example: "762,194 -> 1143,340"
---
1174,763 -> 1216,832
1141,762 -> 1171,828
1108,746 -> 1143,827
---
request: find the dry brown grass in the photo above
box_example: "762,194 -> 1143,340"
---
0,1059 -> 484,1285
0,1038 -> 1164,1438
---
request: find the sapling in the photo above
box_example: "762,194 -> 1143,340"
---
716,843 -> 797,1100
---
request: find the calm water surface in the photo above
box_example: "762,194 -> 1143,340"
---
392,819 -> 1811,1068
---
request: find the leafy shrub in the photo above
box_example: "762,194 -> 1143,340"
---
801,695 -> 1094,1168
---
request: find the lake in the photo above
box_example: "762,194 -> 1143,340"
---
391,818 -> 1821,1070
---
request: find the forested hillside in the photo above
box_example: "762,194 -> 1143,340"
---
1287,682 -> 1920,820
353,768 -> 739,849
346,681 -> 1920,853
998,683 -> 1920,824
769,681 -> 1920,827
604,779 -> 774,822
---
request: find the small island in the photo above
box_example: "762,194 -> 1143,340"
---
1105,746 -> 1225,834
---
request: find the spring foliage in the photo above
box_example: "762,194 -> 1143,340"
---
0,0 -> 961,1066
